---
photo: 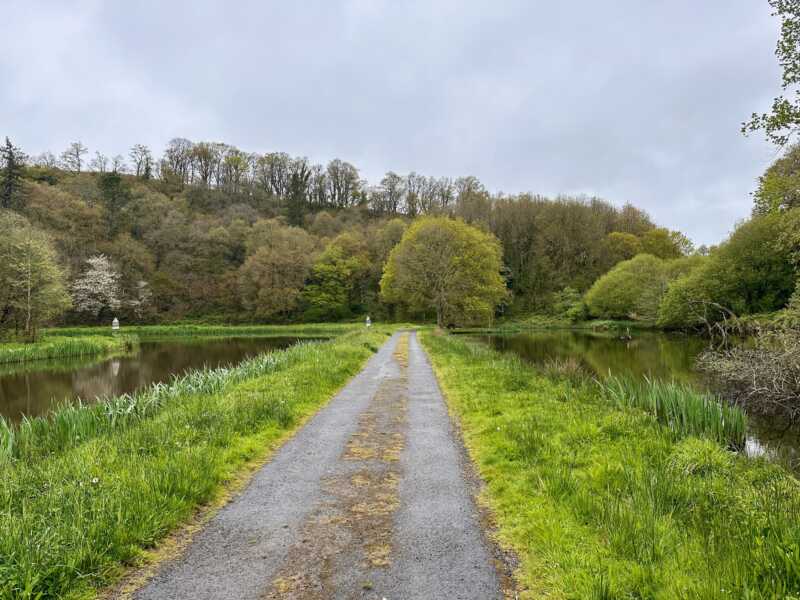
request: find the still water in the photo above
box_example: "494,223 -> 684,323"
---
473,330 -> 800,468
0,336 -> 304,422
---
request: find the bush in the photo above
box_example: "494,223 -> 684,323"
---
585,254 -> 668,320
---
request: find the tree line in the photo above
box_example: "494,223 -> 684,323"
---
0,135 -> 698,337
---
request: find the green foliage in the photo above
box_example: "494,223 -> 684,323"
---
381,217 -> 507,327
302,231 -> 370,321
98,171 -> 132,235
640,227 -> 693,259
744,0 -> 800,146
0,137 -> 27,211
603,231 -> 641,264
238,220 -> 316,319
5,137 -> 699,324
658,214 -> 796,327
600,375 -> 746,448
754,143 -> 800,214
421,332 -> 800,598
491,196 -> 658,312
0,212 -> 71,340
551,287 -> 588,322
585,254 -> 669,320
0,330 -> 387,598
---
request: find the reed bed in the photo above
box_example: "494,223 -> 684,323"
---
599,375 -> 747,448
0,329 -> 389,600
421,332 -> 800,599
0,335 -> 136,364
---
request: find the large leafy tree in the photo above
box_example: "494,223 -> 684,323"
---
0,211 -> 70,340
744,0 -> 800,145
302,231 -> 370,320
380,217 -> 507,327
238,220 -> 316,319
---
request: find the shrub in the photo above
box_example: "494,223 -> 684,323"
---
585,254 -> 668,320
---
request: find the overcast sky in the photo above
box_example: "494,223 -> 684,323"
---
0,1 -> 785,245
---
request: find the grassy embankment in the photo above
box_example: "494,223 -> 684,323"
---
421,331 -> 800,599
47,322 -> 363,339
0,335 -> 137,365
457,315 -> 657,334
0,328 -> 391,600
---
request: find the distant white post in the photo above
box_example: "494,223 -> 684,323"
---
111,317 -> 120,332
365,315 -> 372,328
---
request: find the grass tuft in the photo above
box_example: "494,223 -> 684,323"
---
599,375 -> 747,449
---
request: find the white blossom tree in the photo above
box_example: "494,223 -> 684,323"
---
71,254 -> 122,320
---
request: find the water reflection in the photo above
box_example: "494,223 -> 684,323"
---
0,336 -> 306,422
473,331 -> 800,470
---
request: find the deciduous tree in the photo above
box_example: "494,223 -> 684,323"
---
60,141 -> 88,173
0,212 -> 70,340
71,255 -> 122,320
381,217 -> 507,327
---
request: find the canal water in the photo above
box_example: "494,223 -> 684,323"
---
471,330 -> 800,468
0,336 -> 307,422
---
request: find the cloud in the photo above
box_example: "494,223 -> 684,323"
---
0,0 -> 783,244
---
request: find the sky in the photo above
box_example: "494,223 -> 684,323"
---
0,0 -> 786,245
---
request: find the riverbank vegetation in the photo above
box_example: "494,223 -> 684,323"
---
422,332 -> 800,598
0,334 -> 136,364
47,322 -> 362,339
0,329 -> 388,599
698,330 -> 800,420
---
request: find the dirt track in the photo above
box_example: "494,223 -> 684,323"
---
134,331 -> 506,600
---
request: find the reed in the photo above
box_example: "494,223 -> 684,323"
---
599,375 -> 747,448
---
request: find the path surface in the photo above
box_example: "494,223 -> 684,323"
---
135,331 -> 503,600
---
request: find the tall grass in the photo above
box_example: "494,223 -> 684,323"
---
0,335 -> 136,364
0,333 -> 378,463
0,329 -> 389,600
599,375 -> 747,449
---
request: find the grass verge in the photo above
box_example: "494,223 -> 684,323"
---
420,331 -> 800,599
0,328 -> 391,600
0,335 -> 137,365
47,322 -> 363,339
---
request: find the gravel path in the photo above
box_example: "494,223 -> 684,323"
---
134,331 -> 503,600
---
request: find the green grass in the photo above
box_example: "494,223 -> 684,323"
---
599,376 -> 747,449
0,328 -> 391,600
47,322 -> 365,339
420,331 -> 800,599
0,335 -> 137,364
457,315 -> 657,334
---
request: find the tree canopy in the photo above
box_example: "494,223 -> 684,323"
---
380,217 -> 507,327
